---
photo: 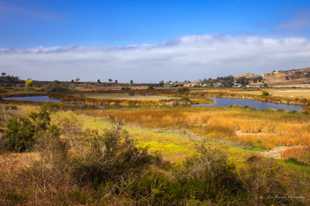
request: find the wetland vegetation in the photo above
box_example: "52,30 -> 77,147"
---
0,86 -> 309,205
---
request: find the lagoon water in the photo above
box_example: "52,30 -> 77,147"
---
193,97 -> 303,112
3,95 -> 61,103
3,95 -> 303,112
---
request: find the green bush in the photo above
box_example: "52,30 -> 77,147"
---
29,107 -> 51,131
123,145 -> 247,205
124,170 -> 185,205
72,125 -> 157,188
177,87 -> 190,95
1,107 -> 53,152
2,117 -> 35,152
242,156 -> 293,206
261,91 -> 270,97
175,145 -> 247,205
46,82 -> 70,93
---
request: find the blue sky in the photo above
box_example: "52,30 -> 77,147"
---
1,0 -> 310,81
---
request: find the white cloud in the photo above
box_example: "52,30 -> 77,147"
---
1,35 -> 310,82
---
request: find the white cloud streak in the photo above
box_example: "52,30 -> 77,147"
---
1,35 -> 310,82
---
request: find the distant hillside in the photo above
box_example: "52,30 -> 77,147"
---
263,67 -> 310,87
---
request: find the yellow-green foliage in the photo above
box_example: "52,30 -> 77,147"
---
51,111 -> 112,133
50,111 -> 196,162
5,104 -> 310,164
125,126 -> 197,162
0,101 -> 309,205
25,79 -> 33,88
85,107 -> 310,149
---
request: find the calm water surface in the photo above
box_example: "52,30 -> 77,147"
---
3,96 -> 303,112
3,95 -> 61,103
193,97 -> 303,112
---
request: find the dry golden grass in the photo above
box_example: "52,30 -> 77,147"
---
2,103 -> 310,162
0,102 -> 309,206
281,146 -> 310,164
267,89 -> 310,99
0,152 -> 40,174
84,107 -> 310,149
85,93 -> 178,101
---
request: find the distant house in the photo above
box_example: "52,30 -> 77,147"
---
213,82 -> 224,87
233,72 -> 264,88
232,81 -> 242,88
246,82 -> 265,88
184,80 -> 201,87
247,76 -> 265,88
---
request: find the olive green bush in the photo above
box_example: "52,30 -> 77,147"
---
1,107 -> 53,152
2,117 -> 35,152
71,125 -> 157,188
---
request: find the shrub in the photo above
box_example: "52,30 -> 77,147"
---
123,145 -> 247,205
29,107 -> 51,131
175,145 -> 247,205
177,87 -> 190,95
2,117 -> 35,152
35,125 -> 68,168
18,124 -> 71,206
261,91 -> 270,97
124,170 -> 180,205
1,107 -> 53,152
71,125 -> 157,188
242,156 -> 292,206
46,82 -> 70,93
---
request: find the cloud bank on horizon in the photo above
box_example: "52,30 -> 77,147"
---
1,35 -> 310,82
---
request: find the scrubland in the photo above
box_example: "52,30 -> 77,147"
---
0,98 -> 309,205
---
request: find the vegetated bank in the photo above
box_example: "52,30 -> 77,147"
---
0,104 -> 309,205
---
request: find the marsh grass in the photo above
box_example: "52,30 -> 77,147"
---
0,103 -> 309,205
83,107 -> 310,149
